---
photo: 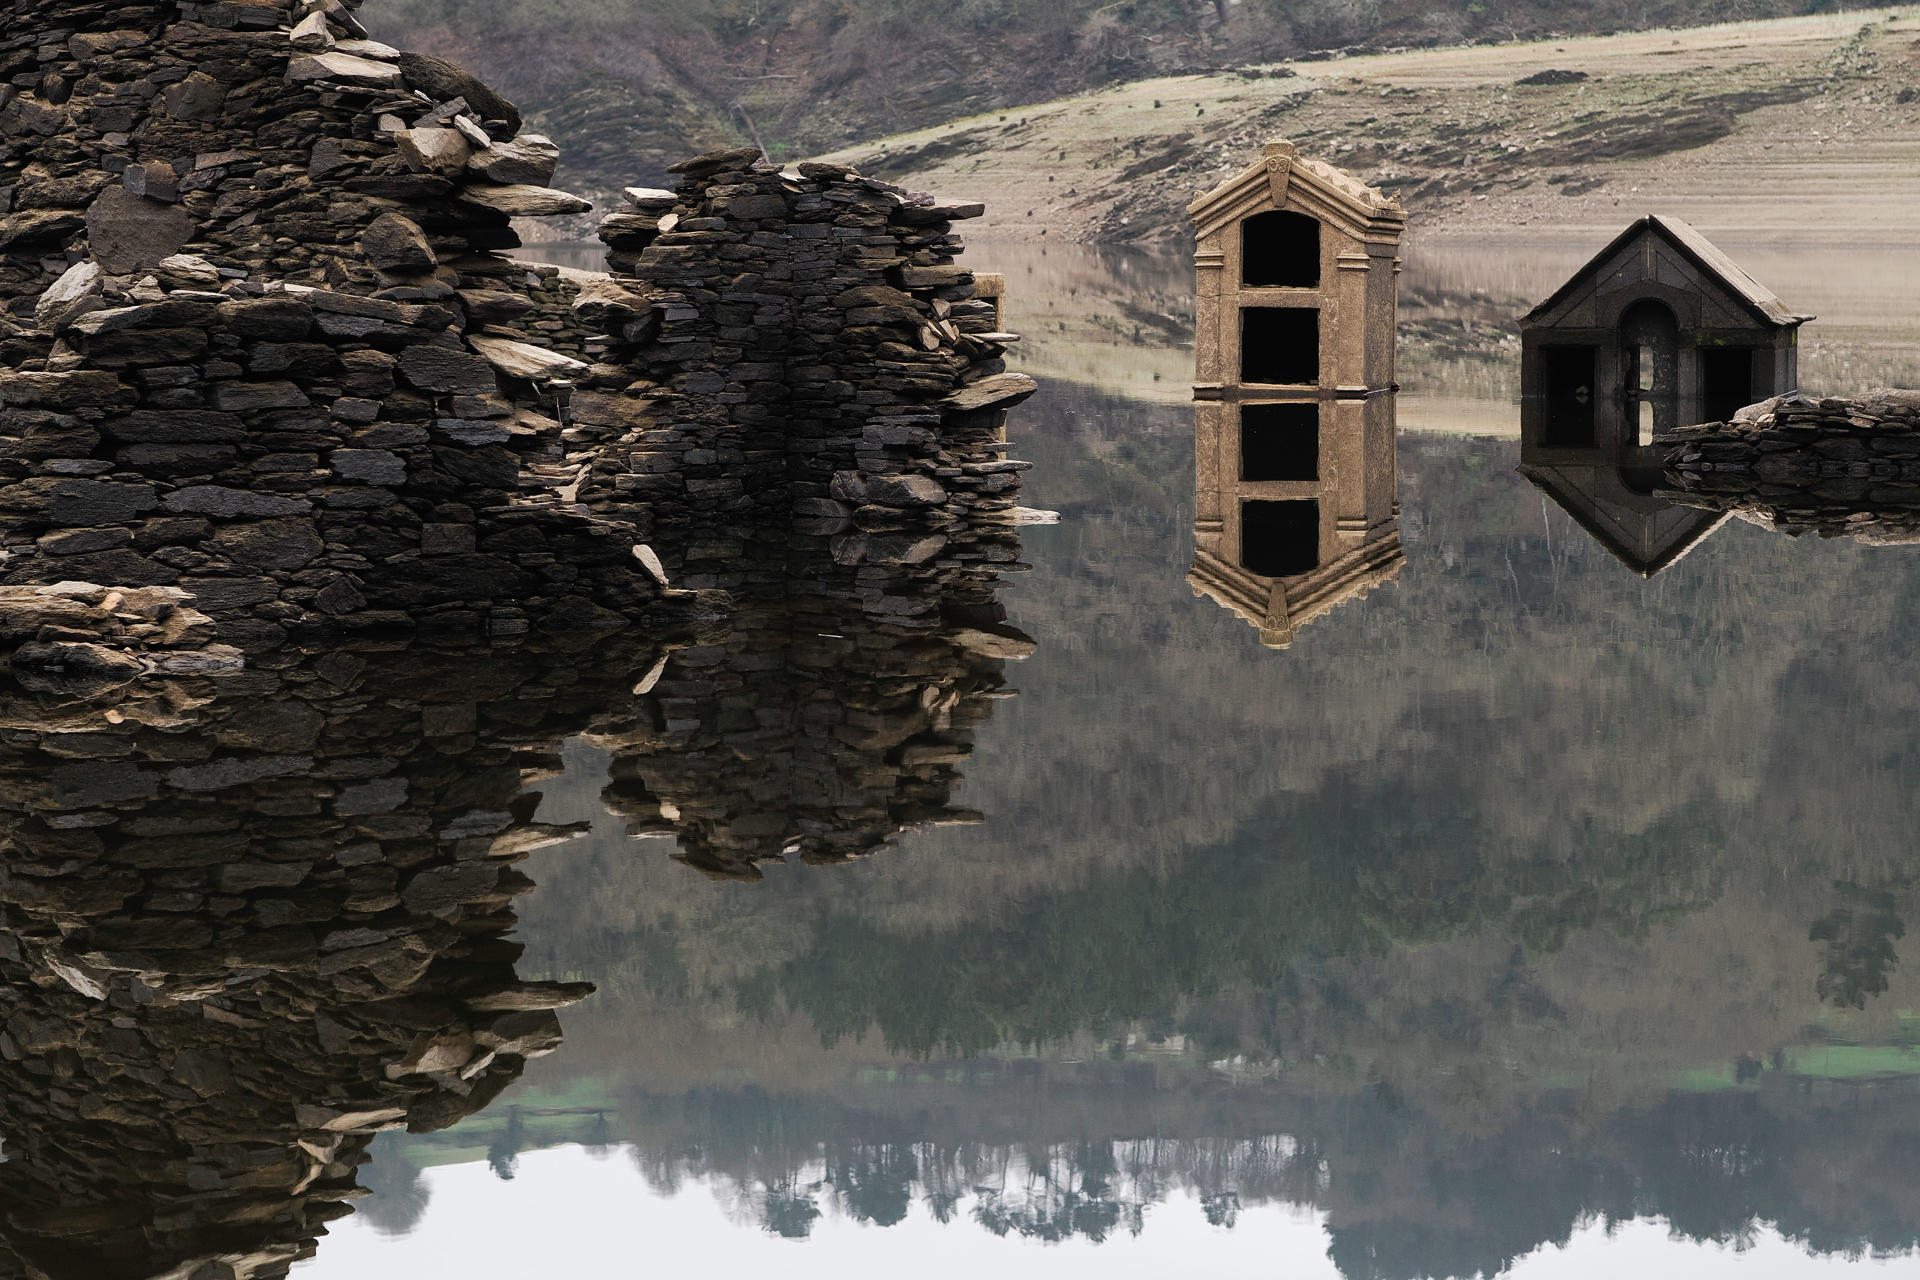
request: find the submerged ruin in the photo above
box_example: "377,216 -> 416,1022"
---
0,0 -> 1034,660
1517,216 -> 1810,575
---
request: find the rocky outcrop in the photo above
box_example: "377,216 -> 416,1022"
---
1659,389 -> 1920,543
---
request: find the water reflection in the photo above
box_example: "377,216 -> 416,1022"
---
0,634 -> 669,1278
591,522 -> 1032,879
1515,216 -> 1812,575
0,512 -> 1031,1275
1187,144 -> 1406,645
317,355 -> 1920,1277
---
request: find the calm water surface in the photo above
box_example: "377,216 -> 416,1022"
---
298,237 -> 1920,1278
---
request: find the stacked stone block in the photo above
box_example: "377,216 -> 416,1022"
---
578,148 -> 1036,532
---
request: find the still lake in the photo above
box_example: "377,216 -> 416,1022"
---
304,233 -> 1920,1278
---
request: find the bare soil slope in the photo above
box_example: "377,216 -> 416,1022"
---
820,11 -> 1920,248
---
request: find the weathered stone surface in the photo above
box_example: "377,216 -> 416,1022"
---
398,345 -> 497,395
211,520 -> 324,572
466,335 -> 589,382
360,213 -> 436,273
209,382 -> 310,412
333,450 -> 408,486
85,189 -> 195,274
458,185 -> 593,218
217,297 -> 314,341
468,134 -> 559,185
34,263 -> 103,331
942,373 -> 1040,412
287,52 -> 404,89
865,474 -> 949,507
163,488 -> 315,519
1,371 -> 133,412
396,127 -> 472,176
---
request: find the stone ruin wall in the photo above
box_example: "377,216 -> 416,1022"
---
0,0 -> 1032,660
1659,389 -> 1920,543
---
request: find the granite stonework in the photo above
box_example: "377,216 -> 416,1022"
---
1658,389 -> 1920,544
0,1 -> 1031,660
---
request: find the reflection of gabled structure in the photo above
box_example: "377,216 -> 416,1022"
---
1518,216 -> 1806,576
1188,141 -> 1405,647
1519,461 -> 1727,577
1190,388 -> 1404,648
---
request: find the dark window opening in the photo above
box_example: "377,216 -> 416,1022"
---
1241,403 -> 1319,481
1541,345 -> 1597,448
1241,307 -> 1318,385
1242,210 -> 1321,288
1241,499 -> 1320,577
1701,347 -> 1755,424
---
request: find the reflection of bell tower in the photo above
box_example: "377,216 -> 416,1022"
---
1186,142 -> 1405,647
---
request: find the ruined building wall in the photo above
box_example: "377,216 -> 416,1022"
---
0,5 -> 1031,651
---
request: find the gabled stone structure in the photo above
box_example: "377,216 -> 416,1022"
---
1519,215 -> 1809,477
1186,142 -> 1403,648
1516,216 -> 1803,575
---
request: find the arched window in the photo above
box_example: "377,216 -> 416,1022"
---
1242,210 -> 1321,288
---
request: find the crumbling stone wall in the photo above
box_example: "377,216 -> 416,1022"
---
0,2 -> 1031,657
578,148 -> 1035,531
1660,389 -> 1920,543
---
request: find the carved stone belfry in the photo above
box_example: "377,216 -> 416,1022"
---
1186,142 -> 1404,648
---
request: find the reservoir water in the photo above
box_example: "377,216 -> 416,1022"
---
294,234 -> 1920,1277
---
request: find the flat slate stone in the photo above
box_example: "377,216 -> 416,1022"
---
287,52 -> 404,89
164,487 -> 315,519
457,184 -> 593,218
466,335 -> 589,382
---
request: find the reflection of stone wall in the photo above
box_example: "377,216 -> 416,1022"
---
0,631 -> 685,1279
1660,390 -> 1920,544
593,523 -> 1033,879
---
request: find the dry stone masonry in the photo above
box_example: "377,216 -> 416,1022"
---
0,1 -> 1032,660
1659,390 -> 1920,543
